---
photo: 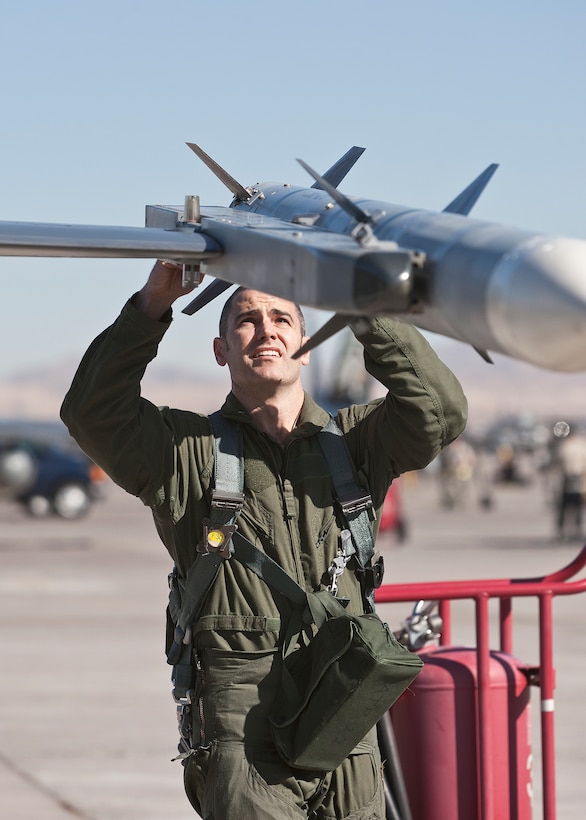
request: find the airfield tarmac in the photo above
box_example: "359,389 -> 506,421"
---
0,472 -> 585,820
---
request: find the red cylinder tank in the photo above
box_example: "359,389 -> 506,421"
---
390,646 -> 533,820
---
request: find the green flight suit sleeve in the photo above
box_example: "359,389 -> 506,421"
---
339,317 -> 468,503
60,298 -> 180,508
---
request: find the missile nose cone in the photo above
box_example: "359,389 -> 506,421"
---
488,237 -> 586,371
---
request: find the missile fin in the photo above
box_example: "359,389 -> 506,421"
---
473,346 -> 494,364
182,278 -> 233,315
293,313 -> 354,359
443,164 -> 499,216
297,158 -> 373,225
186,142 -> 251,202
311,146 -> 365,190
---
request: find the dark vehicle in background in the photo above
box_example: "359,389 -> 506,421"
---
0,421 -> 107,519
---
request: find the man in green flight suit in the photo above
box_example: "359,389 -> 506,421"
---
61,260 -> 467,819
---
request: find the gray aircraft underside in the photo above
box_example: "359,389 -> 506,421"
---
1,142 -> 585,373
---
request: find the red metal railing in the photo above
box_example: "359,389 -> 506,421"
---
375,544 -> 586,820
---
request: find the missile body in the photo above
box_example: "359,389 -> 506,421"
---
236,185 -> 586,372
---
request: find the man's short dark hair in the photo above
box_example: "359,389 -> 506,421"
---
218,287 -> 306,338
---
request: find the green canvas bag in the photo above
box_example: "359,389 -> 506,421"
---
269,588 -> 423,771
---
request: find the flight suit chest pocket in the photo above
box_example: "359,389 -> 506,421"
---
239,500 -> 275,548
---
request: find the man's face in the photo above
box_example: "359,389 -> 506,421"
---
213,290 -> 310,393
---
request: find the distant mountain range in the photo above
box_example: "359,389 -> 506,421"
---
0,358 -> 230,425
1,340 -> 585,436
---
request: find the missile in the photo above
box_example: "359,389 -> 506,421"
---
184,144 -> 586,372
1,143 -> 585,373
225,182 -> 586,373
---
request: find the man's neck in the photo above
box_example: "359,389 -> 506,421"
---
232,383 -> 305,445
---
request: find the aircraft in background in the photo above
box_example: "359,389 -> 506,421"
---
1,142 -> 586,372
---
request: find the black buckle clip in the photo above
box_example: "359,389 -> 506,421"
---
367,555 -> 385,589
357,555 -> 385,590
211,490 -> 245,511
173,689 -> 194,756
338,491 -> 373,516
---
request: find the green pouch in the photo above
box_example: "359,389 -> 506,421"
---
269,590 -> 423,772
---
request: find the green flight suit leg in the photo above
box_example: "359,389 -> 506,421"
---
182,649 -> 385,819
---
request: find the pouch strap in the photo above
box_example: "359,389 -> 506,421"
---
230,531 -> 307,608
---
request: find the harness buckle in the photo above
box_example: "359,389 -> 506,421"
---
211,489 -> 245,511
337,491 -> 374,516
355,554 -> 385,590
327,554 -> 347,594
327,530 -> 356,595
173,690 -> 194,755
197,520 -> 238,559
367,555 -> 385,589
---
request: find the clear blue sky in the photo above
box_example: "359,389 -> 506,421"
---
1,0 -> 585,382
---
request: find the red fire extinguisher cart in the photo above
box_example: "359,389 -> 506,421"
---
391,646 -> 532,820
375,544 -> 586,820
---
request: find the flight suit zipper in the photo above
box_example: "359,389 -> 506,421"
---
255,432 -> 306,586
281,442 -> 306,586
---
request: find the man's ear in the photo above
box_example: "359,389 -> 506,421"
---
213,337 -> 227,366
298,336 -> 311,367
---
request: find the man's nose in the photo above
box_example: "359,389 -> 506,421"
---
257,317 -> 277,339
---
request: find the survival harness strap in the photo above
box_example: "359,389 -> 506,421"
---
166,412 -> 384,751
317,418 -> 384,610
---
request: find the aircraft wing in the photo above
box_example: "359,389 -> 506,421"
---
0,217 -> 222,260
0,203 -> 379,273
0,205 -> 417,318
